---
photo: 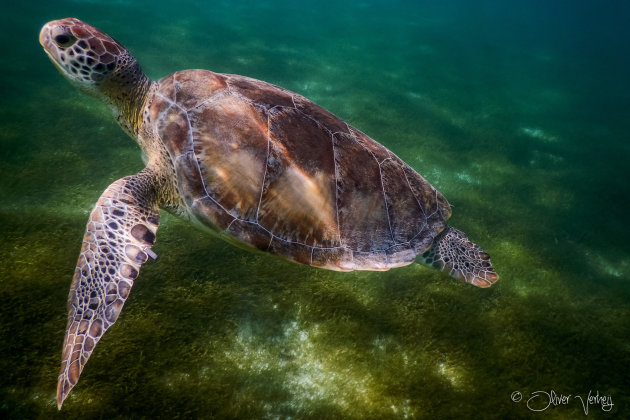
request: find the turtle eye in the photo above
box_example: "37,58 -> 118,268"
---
54,33 -> 77,48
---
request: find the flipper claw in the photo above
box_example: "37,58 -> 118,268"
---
144,247 -> 158,260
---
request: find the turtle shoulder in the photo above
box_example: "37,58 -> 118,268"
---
148,70 -> 451,271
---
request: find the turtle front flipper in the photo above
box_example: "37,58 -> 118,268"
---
57,168 -> 160,409
420,226 -> 499,288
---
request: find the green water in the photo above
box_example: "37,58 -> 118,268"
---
1,0 -> 629,418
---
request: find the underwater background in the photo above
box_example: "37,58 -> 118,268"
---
1,0 -> 629,418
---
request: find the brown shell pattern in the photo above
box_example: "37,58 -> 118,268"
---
148,70 -> 451,271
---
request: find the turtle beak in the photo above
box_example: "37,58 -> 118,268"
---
39,22 -> 53,50
39,22 -> 67,75
39,23 -> 57,63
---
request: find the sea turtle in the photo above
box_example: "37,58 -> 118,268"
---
40,18 -> 498,408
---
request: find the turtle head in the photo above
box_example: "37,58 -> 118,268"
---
40,18 -> 135,93
40,18 -> 152,134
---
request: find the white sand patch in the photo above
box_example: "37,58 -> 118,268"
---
222,317 -> 378,416
455,171 -> 481,185
436,360 -> 468,390
521,127 -> 558,142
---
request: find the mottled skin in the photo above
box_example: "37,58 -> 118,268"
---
40,18 -> 498,409
56,169 -> 160,405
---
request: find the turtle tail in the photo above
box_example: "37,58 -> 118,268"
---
420,226 -> 498,287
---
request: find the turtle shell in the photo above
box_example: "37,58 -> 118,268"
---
148,69 -> 451,271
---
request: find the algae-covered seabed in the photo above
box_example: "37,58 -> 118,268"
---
1,1 -> 629,418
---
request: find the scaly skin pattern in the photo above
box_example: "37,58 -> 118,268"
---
40,19 -> 176,408
56,168 -> 160,406
420,226 -> 498,287
39,17 -> 499,409
38,18 -> 152,136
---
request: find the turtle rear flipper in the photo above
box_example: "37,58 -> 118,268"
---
57,168 -> 160,409
420,226 -> 498,288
